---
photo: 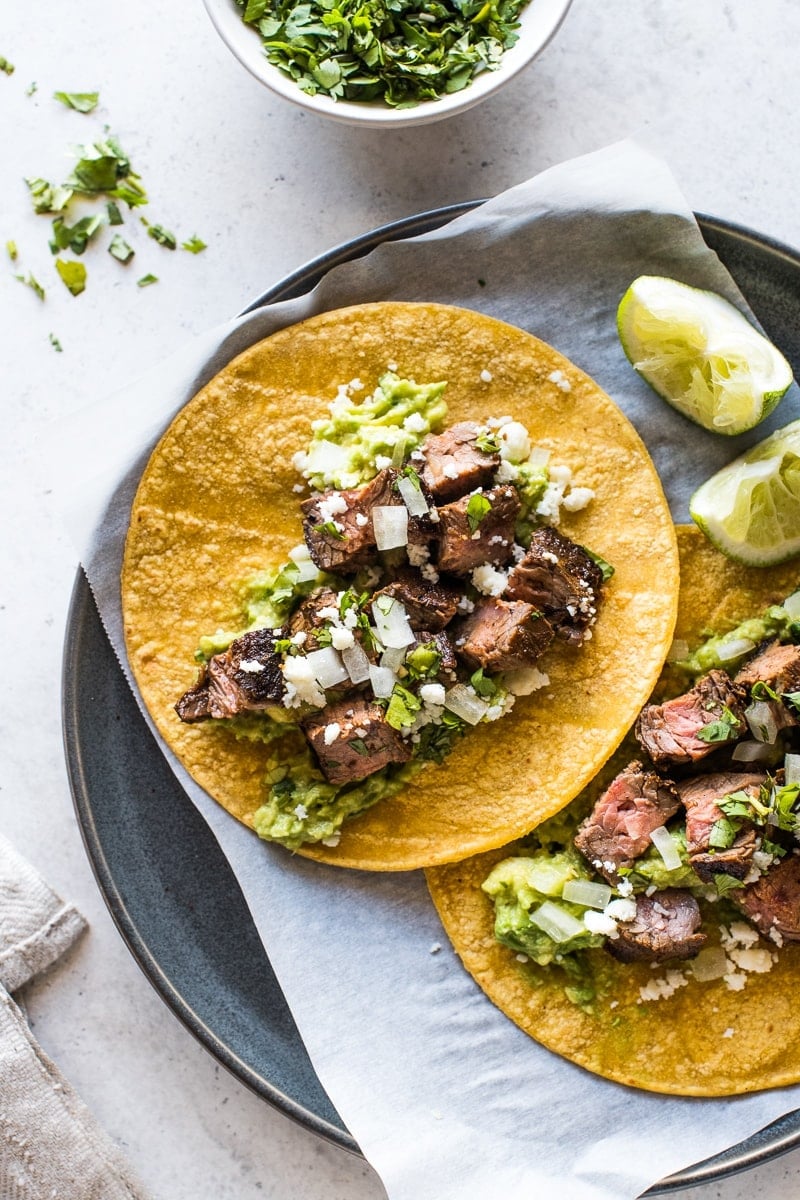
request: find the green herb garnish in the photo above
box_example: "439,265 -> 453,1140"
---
55,258 -> 87,296
313,520 -> 346,541
385,684 -> 421,730
25,178 -> 74,215
136,273 -> 158,287
0,56 -> 14,76
582,546 -> 616,582
695,706 -> 742,744
106,200 -> 124,226
15,271 -> 45,300
6,240 -> 18,262
25,81 -> 37,96
147,223 -> 177,250
49,332 -> 63,352
181,234 -> 207,254
108,233 -> 135,263
466,491 -> 492,533
53,90 -> 100,113
49,213 -> 104,256
475,430 -> 501,454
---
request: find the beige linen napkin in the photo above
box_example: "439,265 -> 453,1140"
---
0,834 -> 149,1200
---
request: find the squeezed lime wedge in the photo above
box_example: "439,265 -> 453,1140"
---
618,275 -> 793,436
689,419 -> 800,565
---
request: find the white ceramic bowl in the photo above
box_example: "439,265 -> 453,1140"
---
203,0 -> 572,128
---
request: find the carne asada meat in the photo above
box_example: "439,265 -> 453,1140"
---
735,852 -> 800,941
677,771 -> 765,883
302,468 -> 437,574
288,587 -> 342,650
455,597 -> 554,673
505,527 -> 605,646
418,421 -> 500,503
175,627 -> 285,723
436,485 -> 520,575
373,570 -> 461,632
607,889 -> 707,963
634,669 -> 746,769
735,640 -> 800,697
302,695 -> 411,786
574,761 -> 681,883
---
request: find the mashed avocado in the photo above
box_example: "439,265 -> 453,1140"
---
676,595 -> 800,676
294,372 -> 448,492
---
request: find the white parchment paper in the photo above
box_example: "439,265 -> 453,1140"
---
60,141 -> 800,1199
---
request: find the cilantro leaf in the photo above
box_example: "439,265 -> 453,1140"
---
385,684 -> 421,730
15,271 -> 45,300
25,178 -> 74,215
147,223 -> 177,250
0,57 -> 14,76
49,332 -> 63,352
136,273 -> 159,287
49,213 -> 104,256
696,706 -> 742,744
181,234 -> 207,254
106,201 -> 124,226
108,233 -> 135,263
53,90 -> 99,113
466,491 -> 492,533
6,240 -> 17,262
55,258 -> 87,296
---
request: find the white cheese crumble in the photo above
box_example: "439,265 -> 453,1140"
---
495,459 -> 520,483
404,412 -> 428,433
317,493 -> 348,523
498,421 -> 531,464
604,898 -> 637,922
323,722 -> 341,746
548,369 -> 572,393
584,911 -> 618,938
293,804 -> 308,820
375,455 -> 393,471
503,667 -> 550,696
238,659 -> 265,673
638,969 -> 689,1003
480,369 -> 493,383
282,657 -> 326,708
330,627 -> 356,651
471,563 -> 508,597
355,512 -> 369,527
561,486 -> 596,512
429,942 -> 442,954
442,459 -> 460,479
420,683 -> 446,708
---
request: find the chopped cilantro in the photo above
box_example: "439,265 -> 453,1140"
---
66,135 -> 148,208
385,684 -> 421,730
708,817 -> 737,850
6,240 -> 17,262
25,81 -> 37,96
55,258 -> 87,296
0,56 -> 14,76
181,234 -> 207,254
53,91 -> 100,113
695,706 -> 742,744
475,430 -> 501,454
108,233 -> 135,263
136,273 -> 158,287
147,223 -> 177,250
714,874 -> 745,897
470,668 -> 498,699
313,520 -> 345,541
466,491 -> 492,533
582,546 -> 616,582
234,0 -> 526,107
415,710 -> 466,763
106,200 -> 124,226
15,271 -> 45,300
49,332 -> 63,352
405,642 -> 441,680
49,213 -> 104,256
348,738 -> 370,757
26,178 -> 74,215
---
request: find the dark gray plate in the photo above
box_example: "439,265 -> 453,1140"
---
63,207 -> 800,1193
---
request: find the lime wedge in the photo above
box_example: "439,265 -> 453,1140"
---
618,275 -> 793,435
689,419 -> 800,565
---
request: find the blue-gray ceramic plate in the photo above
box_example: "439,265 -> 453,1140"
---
63,207 -> 800,1193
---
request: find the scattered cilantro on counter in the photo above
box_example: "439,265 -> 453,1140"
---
26,81 -> 37,96
108,233 -> 135,263
136,273 -> 158,287
235,0 -> 526,107
0,57 -> 14,76
181,235 -> 206,254
146,223 -> 177,250
55,258 -> 87,296
6,241 -> 18,261
53,90 -> 99,113
49,213 -> 104,255
49,333 -> 63,352
15,271 -> 45,300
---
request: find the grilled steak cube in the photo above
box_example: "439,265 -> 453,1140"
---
302,468 -> 437,574
175,627 -> 285,723
635,669 -> 746,768
288,586 -> 341,650
505,527 -> 605,646
606,890 -> 707,963
419,421 -> 500,502
436,485 -> 519,575
735,640 -> 800,697
735,852 -> 800,941
455,597 -> 554,673
373,570 -> 461,632
574,761 -> 681,883
302,695 -> 411,786
677,771 -> 765,883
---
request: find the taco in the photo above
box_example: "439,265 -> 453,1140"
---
426,524 -> 800,1094
121,301 -> 678,871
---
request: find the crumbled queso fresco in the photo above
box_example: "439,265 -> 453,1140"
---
637,920 -> 778,1005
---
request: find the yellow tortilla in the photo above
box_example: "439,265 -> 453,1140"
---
426,525 -> 800,1094
122,301 -> 678,871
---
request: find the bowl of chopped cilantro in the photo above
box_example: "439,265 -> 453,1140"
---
203,0 -> 572,125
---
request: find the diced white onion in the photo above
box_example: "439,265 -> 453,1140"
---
372,505 -> 409,550
305,647 -> 349,689
527,446 -> 551,469
529,901 -> 586,944
443,684 -> 488,726
380,645 -> 407,672
371,597 -> 415,648
397,476 -> 429,517
690,946 -> 729,982
342,641 -> 371,685
666,639 -> 689,664
784,591 -> 800,620
785,753 -> 800,785
368,664 -> 396,698
732,740 -> 776,763
717,637 -> 757,663
288,543 -> 320,582
649,826 -> 683,871
746,699 -> 780,744
561,879 -> 612,910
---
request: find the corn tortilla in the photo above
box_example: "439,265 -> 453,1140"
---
426,525 -> 800,1094
122,301 -> 678,871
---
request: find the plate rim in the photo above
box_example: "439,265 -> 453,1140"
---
63,204 -> 800,1193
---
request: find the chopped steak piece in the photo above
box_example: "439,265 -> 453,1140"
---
574,761 -> 680,883
419,420 -> 500,503
735,640 -> 800,696
175,627 -> 285,723
373,570 -> 461,631
288,586 -> 341,650
505,527 -> 605,645
302,468 -> 436,574
436,485 -> 520,575
302,695 -> 411,786
735,853 -> 800,941
607,890 -> 707,963
635,669 -> 746,768
455,597 -> 554,673
678,771 -> 765,883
